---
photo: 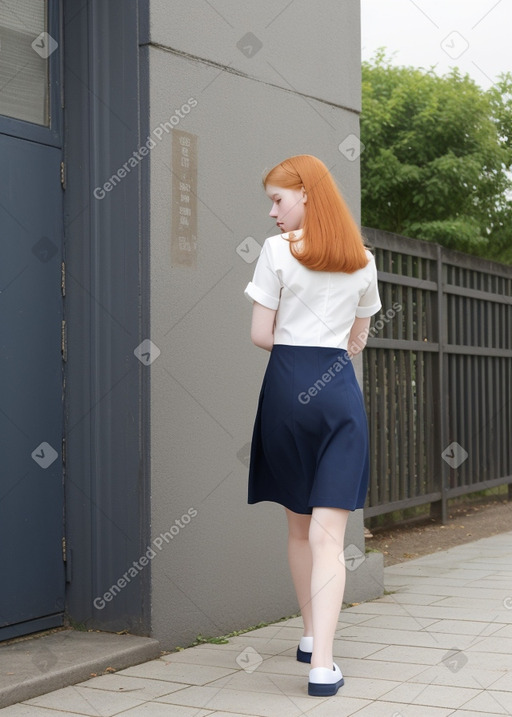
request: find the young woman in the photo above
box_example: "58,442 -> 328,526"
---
244,154 -> 381,697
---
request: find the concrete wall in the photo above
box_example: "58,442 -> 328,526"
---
147,0 -> 381,649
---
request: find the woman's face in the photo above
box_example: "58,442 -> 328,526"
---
265,183 -> 306,233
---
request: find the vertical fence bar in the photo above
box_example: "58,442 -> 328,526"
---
432,244 -> 448,522
416,350 -> 424,497
378,347 -> 388,504
425,351 -> 435,495
367,349 -> 379,507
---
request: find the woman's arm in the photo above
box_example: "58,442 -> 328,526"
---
347,316 -> 371,358
250,302 -> 277,351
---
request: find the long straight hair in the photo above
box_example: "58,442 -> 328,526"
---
263,154 -> 369,273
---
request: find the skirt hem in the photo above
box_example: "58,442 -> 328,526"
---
248,497 -> 365,514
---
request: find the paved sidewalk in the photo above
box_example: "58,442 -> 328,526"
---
2,531 -> 512,716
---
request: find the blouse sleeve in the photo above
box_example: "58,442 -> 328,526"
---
355,253 -> 382,318
244,239 -> 281,310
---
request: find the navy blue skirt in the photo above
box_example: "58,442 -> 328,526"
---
248,344 -> 370,514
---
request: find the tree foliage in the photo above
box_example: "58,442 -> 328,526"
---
360,51 -> 512,263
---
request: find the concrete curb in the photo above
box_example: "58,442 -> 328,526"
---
0,629 -> 160,709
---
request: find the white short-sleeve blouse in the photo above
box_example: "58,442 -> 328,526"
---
244,229 -> 382,349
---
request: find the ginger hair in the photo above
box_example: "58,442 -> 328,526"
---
263,154 -> 369,272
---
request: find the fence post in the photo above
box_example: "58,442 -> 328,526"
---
430,244 -> 449,523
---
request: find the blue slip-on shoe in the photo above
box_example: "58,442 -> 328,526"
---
308,662 -> 344,697
296,636 -> 313,663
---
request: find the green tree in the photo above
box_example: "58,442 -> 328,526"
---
360,51 -> 512,263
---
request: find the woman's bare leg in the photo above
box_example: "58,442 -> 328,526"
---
309,507 -> 350,669
285,508 -> 313,636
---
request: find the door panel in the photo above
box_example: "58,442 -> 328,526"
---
0,134 -> 65,639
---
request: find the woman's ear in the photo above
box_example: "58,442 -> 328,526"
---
302,187 -> 307,204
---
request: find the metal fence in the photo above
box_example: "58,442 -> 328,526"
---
361,227 -> 512,523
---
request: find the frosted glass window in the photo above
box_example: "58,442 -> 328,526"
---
0,0 -> 50,126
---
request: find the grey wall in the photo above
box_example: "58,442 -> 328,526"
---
146,0 -> 378,649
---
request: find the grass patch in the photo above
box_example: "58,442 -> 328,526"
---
65,618 -> 89,632
172,612 -> 300,652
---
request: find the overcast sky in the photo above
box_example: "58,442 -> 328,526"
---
361,0 -> 511,89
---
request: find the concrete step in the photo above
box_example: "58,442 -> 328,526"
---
0,628 -> 160,709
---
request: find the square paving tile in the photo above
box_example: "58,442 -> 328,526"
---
78,674 -> 187,699
206,670 -> 314,697
469,635 -> 512,654
424,618 -> 506,636
112,706 -> 213,717
332,656 -> 428,682
365,644 -> 452,665
450,712 -> 506,717
353,615 -> 439,631
297,695 -> 371,716
378,591 -> 446,605
346,701 -> 452,716
341,625 -> 475,651
156,646 -> 256,669
458,689 -> 512,714
379,681 -> 483,709
226,635 -> 296,654
119,659 -> 237,685
22,684 -> 147,716
154,684 -> 317,717
487,671 -> 512,692
0,707 -> 79,717
407,663 -> 505,689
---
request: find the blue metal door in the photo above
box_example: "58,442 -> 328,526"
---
0,0 -> 65,640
